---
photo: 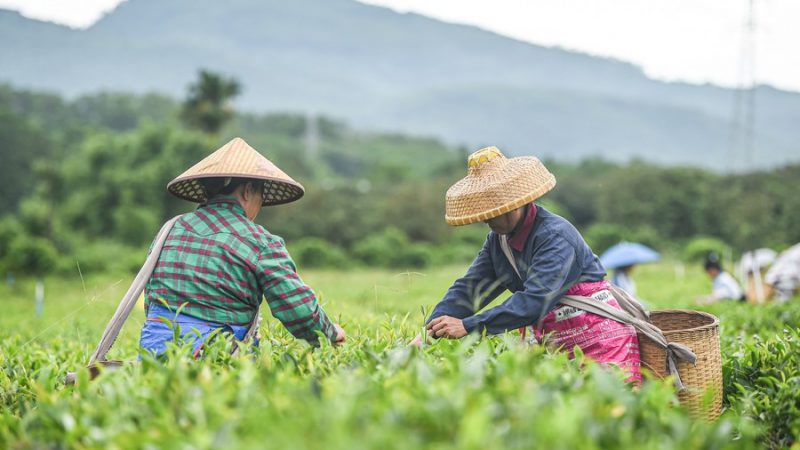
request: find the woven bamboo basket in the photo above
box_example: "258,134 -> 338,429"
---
639,309 -> 723,421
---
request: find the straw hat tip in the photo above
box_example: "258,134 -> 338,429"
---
226,136 -> 248,146
468,146 -> 505,168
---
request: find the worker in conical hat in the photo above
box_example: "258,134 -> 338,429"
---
139,137 -> 345,356
417,146 -> 641,383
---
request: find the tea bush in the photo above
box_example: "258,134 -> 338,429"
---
0,330 -> 761,449
0,264 -> 797,449
352,227 -> 433,268
724,328 -> 799,449
290,237 -> 349,269
694,300 -> 800,449
683,236 -> 730,263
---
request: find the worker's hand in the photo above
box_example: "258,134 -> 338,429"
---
333,323 -> 346,344
427,316 -> 467,339
409,332 -> 432,347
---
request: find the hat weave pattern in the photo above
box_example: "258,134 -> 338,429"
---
167,137 -> 305,206
445,146 -> 556,226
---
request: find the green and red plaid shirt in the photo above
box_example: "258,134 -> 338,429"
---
145,196 -> 337,343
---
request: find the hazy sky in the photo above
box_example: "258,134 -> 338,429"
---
1,0 -> 797,92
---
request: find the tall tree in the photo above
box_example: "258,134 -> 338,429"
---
0,107 -> 54,214
181,70 -> 241,134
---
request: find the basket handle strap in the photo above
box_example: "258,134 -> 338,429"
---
607,284 -> 650,322
88,215 -> 182,366
560,295 -> 697,390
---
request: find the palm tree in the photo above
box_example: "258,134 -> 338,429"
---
181,70 -> 241,134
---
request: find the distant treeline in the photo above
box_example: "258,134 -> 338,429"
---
0,82 -> 798,275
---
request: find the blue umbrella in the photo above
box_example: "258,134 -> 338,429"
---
600,242 -> 660,270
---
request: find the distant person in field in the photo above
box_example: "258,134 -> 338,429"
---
697,255 -> 744,304
139,138 -> 345,357
414,146 -> 641,383
738,248 -> 777,303
611,266 -> 637,297
764,243 -> 800,302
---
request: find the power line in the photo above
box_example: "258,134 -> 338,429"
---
305,113 -> 320,161
729,0 -> 758,172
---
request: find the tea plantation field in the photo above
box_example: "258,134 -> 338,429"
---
1,262 -> 798,449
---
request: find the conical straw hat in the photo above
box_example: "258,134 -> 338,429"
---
167,137 -> 304,206
445,146 -> 556,226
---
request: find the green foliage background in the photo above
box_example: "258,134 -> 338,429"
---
0,79 -> 797,446
1,83 -> 799,275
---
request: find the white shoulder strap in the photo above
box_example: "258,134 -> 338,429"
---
499,234 -> 522,279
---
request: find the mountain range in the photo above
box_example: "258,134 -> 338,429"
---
1,0 -> 798,169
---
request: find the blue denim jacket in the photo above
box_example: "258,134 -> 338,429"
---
139,304 -> 252,357
428,205 -> 606,334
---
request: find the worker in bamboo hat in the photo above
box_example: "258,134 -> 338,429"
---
416,146 -> 641,382
139,137 -> 345,357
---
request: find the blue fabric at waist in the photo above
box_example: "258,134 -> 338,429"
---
140,304 -> 251,356
147,304 -> 246,327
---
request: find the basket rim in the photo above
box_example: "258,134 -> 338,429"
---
648,309 -> 719,334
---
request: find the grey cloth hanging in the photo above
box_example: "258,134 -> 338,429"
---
498,234 -> 696,390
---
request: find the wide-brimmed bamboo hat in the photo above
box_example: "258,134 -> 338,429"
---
167,137 -> 304,206
445,146 -> 556,226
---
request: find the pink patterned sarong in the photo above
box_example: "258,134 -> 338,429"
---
523,280 -> 642,384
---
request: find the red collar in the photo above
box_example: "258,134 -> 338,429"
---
508,204 -> 537,252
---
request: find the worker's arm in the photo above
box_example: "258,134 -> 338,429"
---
427,235 -> 507,323
461,233 -> 582,335
257,236 -> 338,345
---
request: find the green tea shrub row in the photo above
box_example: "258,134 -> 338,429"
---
0,329 -> 760,450
723,328 -> 800,449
